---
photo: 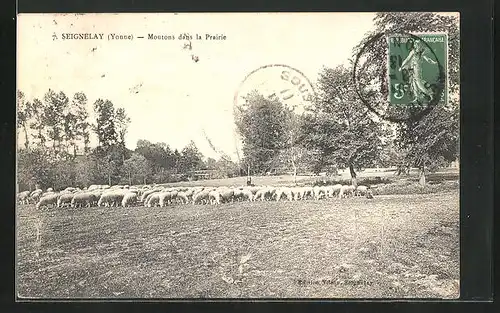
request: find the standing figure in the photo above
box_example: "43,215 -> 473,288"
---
398,39 -> 438,103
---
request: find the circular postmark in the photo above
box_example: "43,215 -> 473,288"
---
353,31 -> 446,123
233,64 -> 317,113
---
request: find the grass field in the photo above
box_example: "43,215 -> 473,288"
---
155,167 -> 459,188
16,190 -> 459,299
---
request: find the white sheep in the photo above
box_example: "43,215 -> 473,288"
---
17,191 -> 30,205
193,189 -> 210,205
355,185 -> 369,197
208,190 -> 221,205
121,192 -> 138,207
57,193 -> 74,208
339,185 -> 355,199
275,187 -> 293,201
158,191 -> 172,207
36,193 -> 59,209
146,192 -> 161,207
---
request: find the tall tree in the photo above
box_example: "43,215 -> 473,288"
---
93,99 -> 118,148
114,107 -> 131,145
42,89 -> 69,152
234,91 -> 291,174
179,141 -> 205,174
29,98 -> 47,147
72,92 -> 91,154
302,65 -> 387,185
17,90 -> 32,150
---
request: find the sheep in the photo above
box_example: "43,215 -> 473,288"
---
232,188 -> 244,201
98,190 -> 126,207
36,193 -> 59,209
121,192 -> 138,207
354,185 -> 369,197
30,189 -> 43,196
339,185 -> 355,199
301,187 -> 314,200
291,187 -> 303,201
328,184 -> 343,198
71,192 -> 94,208
46,187 -> 54,192
158,191 -> 173,207
176,192 -> 189,204
183,188 -> 195,201
57,193 -> 74,208
247,186 -> 261,195
313,186 -> 327,200
253,186 -> 275,201
218,187 -> 234,203
208,190 -> 221,205
240,189 -> 254,202
140,188 -> 162,203
17,191 -> 30,205
193,189 -> 210,205
365,189 -> 374,199
29,189 -> 43,204
146,192 -> 161,207
275,187 -> 293,201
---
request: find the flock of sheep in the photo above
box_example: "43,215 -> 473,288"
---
17,183 -> 374,210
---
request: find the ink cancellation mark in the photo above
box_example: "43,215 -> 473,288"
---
234,64 -> 316,112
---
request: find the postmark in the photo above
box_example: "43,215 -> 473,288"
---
234,64 -> 317,113
353,31 -> 447,123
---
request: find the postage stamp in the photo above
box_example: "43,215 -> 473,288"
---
386,32 -> 448,106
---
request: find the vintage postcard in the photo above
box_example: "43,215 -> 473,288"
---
16,12 -> 460,299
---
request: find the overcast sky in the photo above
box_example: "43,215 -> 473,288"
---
17,13 -> 378,160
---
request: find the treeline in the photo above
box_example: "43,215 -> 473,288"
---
234,12 -> 460,185
17,89 -> 238,191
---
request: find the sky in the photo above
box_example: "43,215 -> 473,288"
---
17,13 -> 378,161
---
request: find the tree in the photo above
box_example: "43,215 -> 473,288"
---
114,108 -> 131,145
302,65 -> 387,185
42,89 -> 69,152
179,141 -> 205,174
234,91 -> 291,174
396,102 -> 459,184
122,153 -> 151,185
93,99 -> 118,148
17,90 -> 32,150
74,155 -> 96,187
72,92 -> 91,154
29,98 -> 47,147
355,12 -> 460,184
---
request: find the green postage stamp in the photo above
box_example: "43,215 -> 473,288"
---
387,33 -> 448,105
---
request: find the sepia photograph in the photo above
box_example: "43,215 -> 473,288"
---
16,12 -> 460,299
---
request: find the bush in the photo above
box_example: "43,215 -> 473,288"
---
372,181 -> 459,195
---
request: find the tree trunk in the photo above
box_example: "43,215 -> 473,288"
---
23,124 -> 29,150
291,158 -> 297,185
349,163 -> 357,187
419,164 -> 426,186
108,173 -> 111,186
128,172 -> 132,186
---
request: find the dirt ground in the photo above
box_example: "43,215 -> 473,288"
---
16,191 -> 459,299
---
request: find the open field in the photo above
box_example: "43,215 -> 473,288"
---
155,167 -> 459,188
17,190 -> 459,299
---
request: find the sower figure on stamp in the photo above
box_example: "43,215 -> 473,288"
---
398,39 -> 438,103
